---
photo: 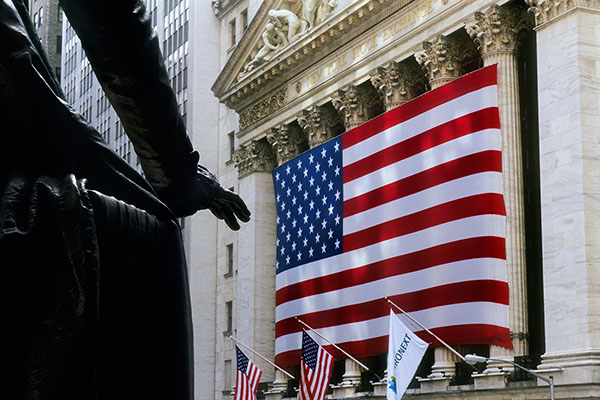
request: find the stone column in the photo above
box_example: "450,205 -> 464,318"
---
370,60 -> 427,111
331,84 -> 377,131
266,124 -> 304,166
331,358 -> 363,397
297,105 -> 341,148
415,34 -> 477,387
232,140 -> 278,386
466,3 -> 532,376
524,0 -> 600,386
263,370 -> 289,400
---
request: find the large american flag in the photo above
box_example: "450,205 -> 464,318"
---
299,330 -> 334,400
273,65 -> 511,366
234,345 -> 262,400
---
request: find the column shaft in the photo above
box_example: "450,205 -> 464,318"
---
484,51 -> 529,362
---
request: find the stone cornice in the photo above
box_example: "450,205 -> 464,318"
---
212,0 -> 414,112
525,0 -> 600,26
214,0 -> 247,18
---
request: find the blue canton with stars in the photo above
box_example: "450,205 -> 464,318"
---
273,137 -> 343,274
302,331 -> 320,370
236,345 -> 249,374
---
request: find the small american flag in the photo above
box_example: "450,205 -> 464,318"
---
274,65 -> 511,366
234,345 -> 262,400
299,330 -> 334,400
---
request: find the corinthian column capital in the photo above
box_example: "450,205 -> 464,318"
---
233,139 -> 277,177
466,4 -> 532,56
370,61 -> 427,111
331,84 -> 379,131
415,35 -> 478,89
266,124 -> 304,166
525,0 -> 599,26
297,105 -> 341,148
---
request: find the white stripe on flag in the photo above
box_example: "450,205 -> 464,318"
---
342,85 -> 499,165
276,214 -> 505,290
343,129 -> 501,200
276,302 -> 509,354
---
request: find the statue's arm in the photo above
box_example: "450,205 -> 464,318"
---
59,0 -> 250,226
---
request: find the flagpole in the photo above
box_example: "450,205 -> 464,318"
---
227,335 -> 296,380
385,297 -> 466,362
295,317 -> 371,372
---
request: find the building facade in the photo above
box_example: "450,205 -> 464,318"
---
211,0 -> 600,399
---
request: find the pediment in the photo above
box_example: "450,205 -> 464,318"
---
212,0 -> 407,122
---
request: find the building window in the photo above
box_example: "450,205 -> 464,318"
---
56,35 -> 62,54
57,5 -> 63,23
229,18 -> 236,47
228,131 -> 235,161
241,9 -> 248,33
39,6 -> 44,26
225,301 -> 233,334
225,243 -> 234,276
224,360 -> 232,391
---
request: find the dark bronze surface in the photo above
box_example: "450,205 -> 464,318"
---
1,0 -> 250,398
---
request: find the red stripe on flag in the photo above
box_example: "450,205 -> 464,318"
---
344,193 -> 506,252
342,65 -> 498,150
343,150 -> 503,217
276,323 -> 511,367
276,236 -> 506,306
343,107 -> 500,183
276,280 -> 509,337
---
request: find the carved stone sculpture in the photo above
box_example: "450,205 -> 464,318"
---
240,22 -> 287,77
268,9 -> 302,44
300,0 -> 337,31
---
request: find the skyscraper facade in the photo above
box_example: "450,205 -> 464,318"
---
28,0 -> 62,80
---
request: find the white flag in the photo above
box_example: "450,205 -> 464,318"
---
387,311 -> 428,399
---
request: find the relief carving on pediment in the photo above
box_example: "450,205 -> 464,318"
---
239,1 -> 338,79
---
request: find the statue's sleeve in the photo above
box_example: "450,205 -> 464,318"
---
59,0 -> 212,208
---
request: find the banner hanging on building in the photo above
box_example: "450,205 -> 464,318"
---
273,65 -> 511,366
387,311 -> 428,400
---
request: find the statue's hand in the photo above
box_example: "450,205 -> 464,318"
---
187,164 -> 251,230
208,187 -> 251,231
160,157 -> 251,230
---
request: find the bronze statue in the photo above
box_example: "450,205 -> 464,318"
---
0,0 -> 250,399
